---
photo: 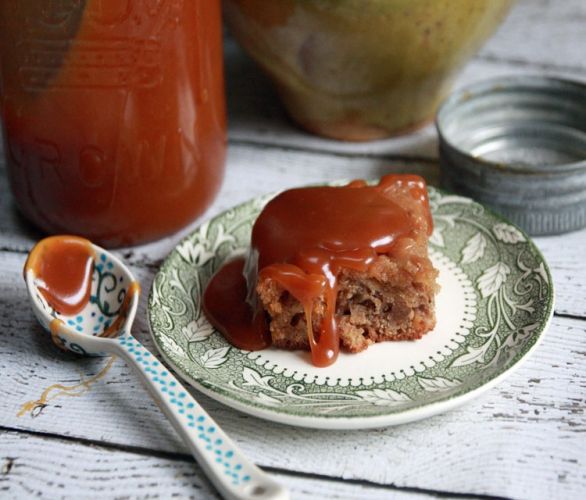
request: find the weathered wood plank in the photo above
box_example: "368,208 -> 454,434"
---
0,431 -> 426,500
533,231 -> 586,318
1,248 -> 584,499
478,0 -> 586,72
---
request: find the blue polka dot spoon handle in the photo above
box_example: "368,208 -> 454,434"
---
114,332 -> 289,500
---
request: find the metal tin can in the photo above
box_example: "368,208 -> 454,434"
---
436,76 -> 586,235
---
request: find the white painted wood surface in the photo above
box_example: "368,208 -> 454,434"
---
1,1 -> 585,499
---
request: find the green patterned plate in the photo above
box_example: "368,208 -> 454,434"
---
148,187 -> 554,429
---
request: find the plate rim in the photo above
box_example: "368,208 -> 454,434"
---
147,185 -> 555,429
149,309 -> 552,429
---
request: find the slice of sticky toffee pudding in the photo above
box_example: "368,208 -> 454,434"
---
204,175 -> 439,367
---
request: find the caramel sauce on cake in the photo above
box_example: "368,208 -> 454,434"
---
203,175 -> 433,367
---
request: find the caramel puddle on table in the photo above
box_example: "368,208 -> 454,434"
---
17,356 -> 117,418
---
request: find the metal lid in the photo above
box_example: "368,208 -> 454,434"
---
436,76 -> 586,235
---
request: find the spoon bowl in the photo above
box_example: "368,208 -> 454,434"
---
25,236 -> 288,500
25,238 -> 139,356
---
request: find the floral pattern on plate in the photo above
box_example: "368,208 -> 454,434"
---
148,187 -> 553,428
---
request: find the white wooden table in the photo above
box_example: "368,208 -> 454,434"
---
1,1 -> 585,498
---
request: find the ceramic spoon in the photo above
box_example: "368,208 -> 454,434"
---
24,237 -> 289,500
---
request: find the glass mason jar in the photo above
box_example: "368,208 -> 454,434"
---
0,0 -> 226,247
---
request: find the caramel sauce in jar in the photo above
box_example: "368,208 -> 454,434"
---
1,1 -> 226,247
